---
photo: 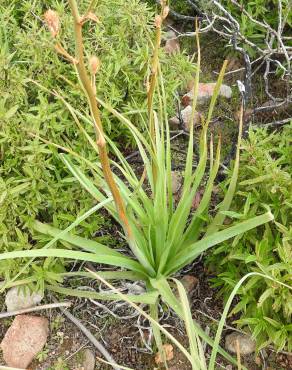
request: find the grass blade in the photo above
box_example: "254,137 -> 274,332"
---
167,211 -> 274,274
0,249 -> 147,275
47,284 -> 158,304
206,104 -> 244,235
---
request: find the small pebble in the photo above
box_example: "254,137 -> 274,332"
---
80,349 -> 95,370
225,332 -> 256,355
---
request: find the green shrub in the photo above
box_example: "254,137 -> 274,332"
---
156,1 -> 292,58
0,0 -> 194,282
208,124 -> 292,351
220,0 -> 292,56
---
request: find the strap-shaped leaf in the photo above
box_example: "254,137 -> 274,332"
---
150,277 -> 238,367
206,103 -> 244,235
47,284 -> 157,304
166,212 -> 274,275
0,249 -> 146,275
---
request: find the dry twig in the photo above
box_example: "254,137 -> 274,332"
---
0,302 -> 71,319
53,297 -> 121,370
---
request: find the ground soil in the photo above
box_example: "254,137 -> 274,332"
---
0,261 -> 290,369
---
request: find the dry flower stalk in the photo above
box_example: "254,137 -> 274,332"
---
44,3 -> 132,239
147,1 -> 168,183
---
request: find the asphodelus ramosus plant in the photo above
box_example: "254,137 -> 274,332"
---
0,1 -> 274,368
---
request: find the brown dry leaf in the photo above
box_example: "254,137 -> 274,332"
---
171,171 -> 182,194
226,57 -> 243,72
234,108 -> 253,123
155,344 -> 174,364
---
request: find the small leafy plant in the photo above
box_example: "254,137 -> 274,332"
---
208,124 -> 292,351
0,0 -> 273,367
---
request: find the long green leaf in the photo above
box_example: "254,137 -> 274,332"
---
47,284 -> 158,304
182,137 -> 221,247
0,249 -> 147,275
175,278 -> 207,370
206,103 -> 243,235
34,221 -> 117,255
33,198 -> 112,251
167,211 -> 274,274
150,277 -> 238,366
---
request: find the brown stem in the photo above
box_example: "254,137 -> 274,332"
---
147,13 -> 164,142
147,11 -> 165,185
55,42 -> 78,64
147,20 -> 161,117
68,0 -> 132,238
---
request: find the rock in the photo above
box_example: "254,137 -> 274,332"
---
155,344 -> 173,364
123,282 -> 145,295
164,38 -> 180,55
163,31 -> 180,55
182,83 -> 232,106
168,115 -> 180,128
180,275 -> 198,295
192,191 -> 202,211
226,57 -> 243,72
1,315 -> 49,368
82,348 -> 95,370
225,332 -> 256,355
164,30 -> 176,40
5,286 -> 43,312
175,275 -> 198,301
171,171 -> 181,194
169,105 -> 202,131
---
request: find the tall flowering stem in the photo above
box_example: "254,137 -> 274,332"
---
66,0 -> 132,239
147,2 -> 169,130
147,1 -> 169,184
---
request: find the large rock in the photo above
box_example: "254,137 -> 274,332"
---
1,315 -> 49,368
225,332 -> 256,355
169,105 -> 202,131
182,83 -> 232,106
5,286 -> 43,312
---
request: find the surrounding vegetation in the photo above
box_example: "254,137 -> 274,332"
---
0,0 -> 291,368
0,0 -> 194,283
209,124 -> 292,352
220,0 -> 292,53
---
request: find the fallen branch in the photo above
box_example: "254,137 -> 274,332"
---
53,297 -> 121,370
261,117 -> 292,127
0,302 -> 71,319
